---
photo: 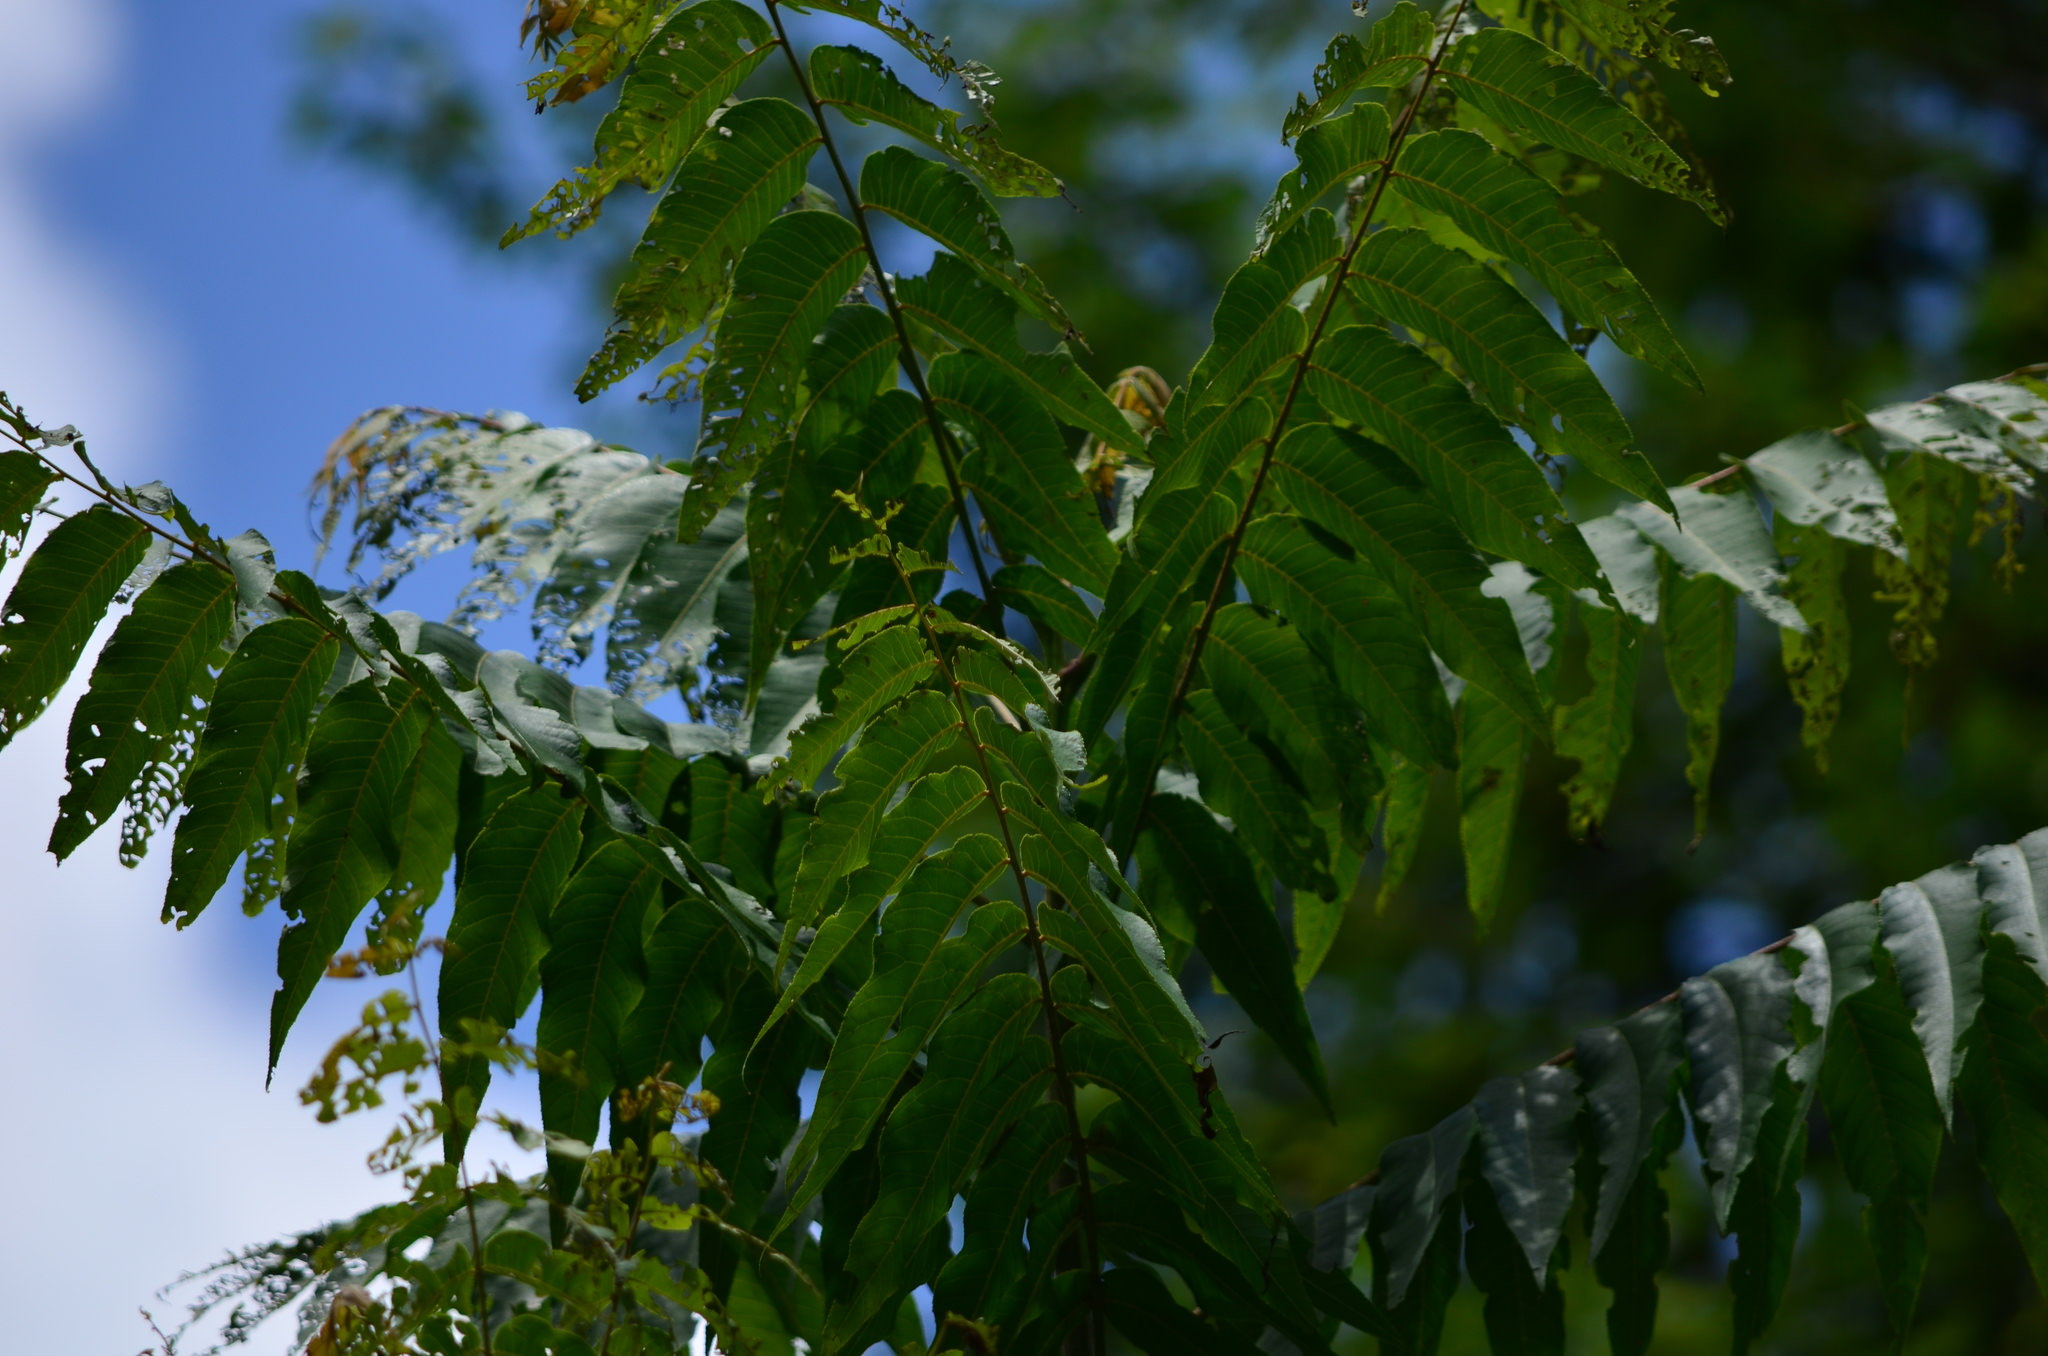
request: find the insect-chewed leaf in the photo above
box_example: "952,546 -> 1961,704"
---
1947,378 -> 2048,471
1181,689 -> 1333,897
1681,952 -> 1799,1229
270,679 -> 436,1074
1348,227 -> 1669,511
438,785 -> 584,1160
829,973 -> 1051,1345
1271,423 -> 1548,734
685,210 -> 868,538
1391,128 -> 1696,388
1659,566 -> 1734,844
860,145 -> 1071,336
581,97 -> 823,400
1237,513 -> 1454,768
536,837 -> 665,1201
49,561 -> 235,859
809,44 -> 1059,197
0,504 -> 152,750
1620,483 -> 1806,631
1580,513 -> 1661,623
1281,1 -> 1434,142
1257,103 -> 1390,252
509,0 -> 779,243
895,254 -> 1136,450
0,449 -> 55,565
776,624 -> 933,792
1552,604 -> 1639,841
783,835 -> 1018,1225
1143,793 -> 1331,1113
1866,394 -> 2038,494
1776,520 -> 1849,772
1742,429 -> 1903,556
1456,686 -> 1527,931
1309,323 -> 1601,589
929,351 -> 1117,595
1878,862 -> 1984,1121
1441,26 -> 1724,223
163,619 -> 338,926
1981,830 -> 2048,985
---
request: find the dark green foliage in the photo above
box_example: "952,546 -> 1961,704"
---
12,4 -> 2048,1354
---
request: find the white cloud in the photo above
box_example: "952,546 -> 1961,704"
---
0,4 -> 398,1351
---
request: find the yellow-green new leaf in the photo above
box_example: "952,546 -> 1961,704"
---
775,619 -> 934,793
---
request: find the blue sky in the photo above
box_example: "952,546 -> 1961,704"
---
0,4 -> 628,1349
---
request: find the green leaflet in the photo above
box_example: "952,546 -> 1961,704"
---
1878,862 -> 1985,1121
859,145 -> 1072,336
776,625 -> 934,791
1390,128 -> 1697,388
894,255 -> 1137,451
1184,258 -> 1306,412
1456,686 -> 1526,931
685,210 -> 868,538
1819,963 -> 1942,1334
1659,566 -> 1734,844
1463,1179 -> 1565,1356
439,786 -> 585,1160
1578,1003 -> 1686,1258
763,764 -> 986,1042
367,717 -> 461,946
1619,482 -> 1806,631
581,97 -> 823,400
1376,751 -> 1432,910
1981,832 -> 2048,986
1580,513 -> 1662,624
1742,429 -> 1904,556
509,0 -> 779,243
1867,394 -> 2037,494
787,689 -> 959,926
1205,602 -> 1380,832
1348,227 -> 1669,510
702,973 -> 818,1228
1270,424 -> 1548,734
1872,449 -> 1968,669
1552,604 -> 1639,842
808,44 -> 1060,198
829,973 -> 1051,1345
1101,1265 -> 1249,1356
1370,1104 -> 1475,1307
1308,322 -> 1602,590
617,887 -> 740,1099
0,449 -> 55,563
928,351 -> 1117,595
1281,1 -> 1434,142
991,564 -> 1095,649
536,838 -> 664,1203
783,836 -> 1018,1225
687,756 -> 778,901
1948,377 -> 2048,471
1472,1066 -> 1579,1285
1257,102 -> 1390,252
270,679 -> 436,1074
1440,26 -> 1724,224
1957,936 -> 2048,1292
1143,793 -> 1332,1113
1776,520 -> 1849,772
163,619 -> 338,926
1680,952 -> 1798,1230
1181,689 -> 1333,897
0,504 -> 151,750
51,561 -> 234,859
932,1103 -> 1069,1328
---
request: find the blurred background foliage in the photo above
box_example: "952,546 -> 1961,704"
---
289,2 -> 2048,1349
